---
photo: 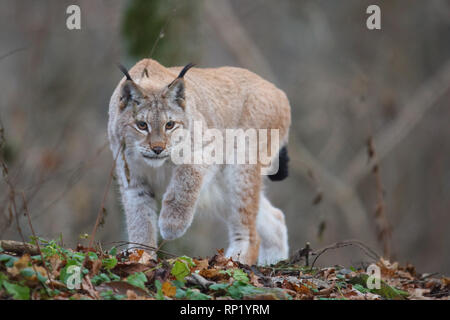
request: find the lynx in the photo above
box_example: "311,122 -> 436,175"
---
108,59 -> 291,265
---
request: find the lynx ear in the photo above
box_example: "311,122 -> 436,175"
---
163,63 -> 196,110
117,63 -> 145,111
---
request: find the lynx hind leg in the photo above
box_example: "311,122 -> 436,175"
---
223,165 -> 261,265
257,194 -> 288,265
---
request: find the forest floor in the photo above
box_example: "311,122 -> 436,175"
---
0,239 -> 448,300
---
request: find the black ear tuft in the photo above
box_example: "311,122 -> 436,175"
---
117,63 -> 133,81
177,62 -> 196,79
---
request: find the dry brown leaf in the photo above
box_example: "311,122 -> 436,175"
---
90,259 -> 103,277
113,262 -> 150,277
138,251 -> 154,265
126,290 -> 138,300
129,249 -> 145,262
162,281 -> 176,298
199,268 -> 229,282
249,272 -> 263,287
49,254 -> 63,277
96,281 -> 148,297
15,254 -> 31,269
193,258 -> 209,271
442,277 -> 450,288
397,270 -> 414,280
243,293 -> 278,300
82,275 -> 99,299
7,254 -> 31,276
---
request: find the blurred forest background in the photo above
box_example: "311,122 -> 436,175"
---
0,0 -> 449,274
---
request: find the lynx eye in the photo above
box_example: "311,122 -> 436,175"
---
165,121 -> 175,130
136,121 -> 148,131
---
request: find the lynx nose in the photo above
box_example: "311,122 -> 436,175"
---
152,146 -> 164,154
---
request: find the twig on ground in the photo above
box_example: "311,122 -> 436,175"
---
0,240 -> 39,255
185,273 -> 215,289
87,143 -> 123,250
311,240 -> 380,268
21,192 -> 54,289
110,241 -> 177,258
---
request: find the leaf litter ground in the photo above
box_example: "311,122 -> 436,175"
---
0,239 -> 448,300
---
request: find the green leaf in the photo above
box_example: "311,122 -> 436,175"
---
36,272 -> 48,283
172,280 -> 185,289
154,280 -> 164,300
100,290 -> 126,300
91,273 -> 111,286
0,272 -> 8,285
5,256 -> 18,268
185,289 -> 211,300
2,281 -> 30,300
20,268 -> 36,278
175,287 -> 187,299
232,269 -> 249,283
349,274 -> 407,300
87,252 -> 99,261
127,272 -> 147,291
227,281 -> 263,299
60,260 -> 82,288
178,256 -> 195,267
108,247 -> 117,256
108,271 -> 120,281
353,283 -> 369,294
71,252 -> 85,263
171,259 -> 190,282
102,257 -> 118,270
0,255 -> 18,268
209,283 -> 229,291
0,254 -> 13,262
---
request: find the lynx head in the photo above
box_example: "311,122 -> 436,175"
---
117,63 -> 195,167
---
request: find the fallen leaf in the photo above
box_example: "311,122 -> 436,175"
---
90,259 -> 103,277
96,281 -> 148,297
199,268 -> 229,281
113,262 -> 151,277
126,290 -> 138,300
82,275 -> 99,299
162,281 -> 176,298
193,258 -> 209,271
129,249 -> 144,262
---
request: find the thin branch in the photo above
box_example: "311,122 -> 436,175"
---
110,241 -> 177,258
142,1 -> 181,79
311,239 -> 381,268
87,143 -> 123,250
21,192 -> 54,290
367,137 -> 392,258
0,47 -> 27,62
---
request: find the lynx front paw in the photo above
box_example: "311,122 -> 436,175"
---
158,204 -> 192,240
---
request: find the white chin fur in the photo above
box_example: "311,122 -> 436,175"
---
143,157 -> 168,167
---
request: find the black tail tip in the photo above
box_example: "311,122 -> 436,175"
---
268,146 -> 289,181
